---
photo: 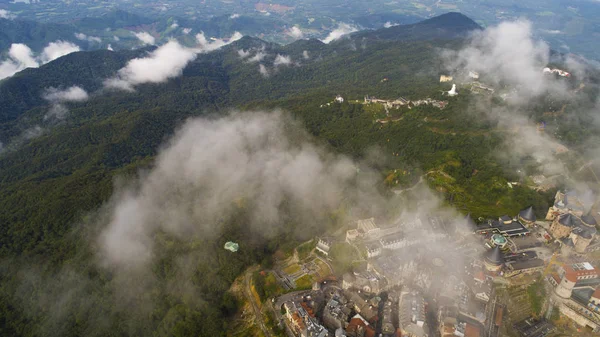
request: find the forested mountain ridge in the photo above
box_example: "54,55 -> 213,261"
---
0,12 -> 597,337
352,12 -> 481,41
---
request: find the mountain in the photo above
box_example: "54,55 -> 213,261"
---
352,13 -> 422,29
0,48 -> 150,125
352,12 -> 482,41
0,12 -> 591,337
71,9 -> 154,30
0,18 -> 79,52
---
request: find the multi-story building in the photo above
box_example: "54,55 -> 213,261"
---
549,213 -> 597,253
399,290 -> 428,337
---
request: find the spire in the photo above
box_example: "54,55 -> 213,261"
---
582,213 -> 598,226
519,206 -> 536,222
558,213 -> 576,227
485,246 -> 504,265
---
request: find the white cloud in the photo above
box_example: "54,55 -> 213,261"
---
105,41 -> 197,91
43,86 -> 89,102
0,9 -> 16,19
230,13 -> 240,19
98,112 -> 367,268
287,26 -> 304,39
107,44 -> 114,51
541,29 -> 563,35
9,43 -> 38,68
40,41 -> 80,64
194,31 -> 243,53
302,50 -> 310,59
443,19 -> 578,179
45,104 -> 69,120
384,21 -> 399,28
238,49 -> 251,59
23,125 -> 43,139
133,32 -> 156,46
42,86 -> 89,120
75,33 -> 102,43
247,51 -> 266,63
444,20 -> 554,99
170,22 -> 179,29
105,32 -> 242,91
273,54 -> 292,67
0,44 -> 37,80
1,41 -> 81,80
321,23 -> 358,44
259,64 -> 269,77
182,28 -> 192,35
113,36 -> 120,42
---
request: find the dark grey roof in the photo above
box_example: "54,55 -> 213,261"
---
582,214 -> 598,226
560,237 -> 574,247
485,246 -> 504,265
488,220 -> 529,236
380,232 -> 404,245
558,213 -> 576,227
500,215 -> 512,222
573,226 -> 596,239
508,258 -> 544,271
519,206 -> 536,222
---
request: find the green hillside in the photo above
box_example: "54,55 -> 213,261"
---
0,13 -> 598,337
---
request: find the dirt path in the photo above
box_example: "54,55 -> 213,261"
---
244,267 -> 271,337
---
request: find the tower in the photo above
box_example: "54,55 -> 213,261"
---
484,246 -> 504,273
555,273 -> 576,298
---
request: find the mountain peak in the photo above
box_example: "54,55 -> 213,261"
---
419,12 -> 482,31
353,12 -> 481,42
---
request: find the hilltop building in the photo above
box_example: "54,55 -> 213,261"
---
489,234 -> 508,249
357,218 -> 380,239
550,262 -> 600,299
468,71 -> 479,80
543,67 -> 570,77
546,190 -> 591,220
399,290 -> 429,337
342,267 -> 383,294
476,215 -> 529,237
548,262 -> 600,331
518,206 -> 536,225
284,301 -> 329,337
322,296 -> 352,331
345,314 -> 376,337
316,238 -> 332,256
483,246 -> 504,273
440,75 -> 453,83
549,213 -> 598,253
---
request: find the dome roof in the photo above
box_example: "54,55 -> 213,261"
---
558,213 -> 576,227
519,206 -> 536,222
485,246 -> 504,265
582,213 -> 598,226
492,234 -> 507,245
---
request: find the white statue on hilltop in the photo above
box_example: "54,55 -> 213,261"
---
448,83 -> 457,96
